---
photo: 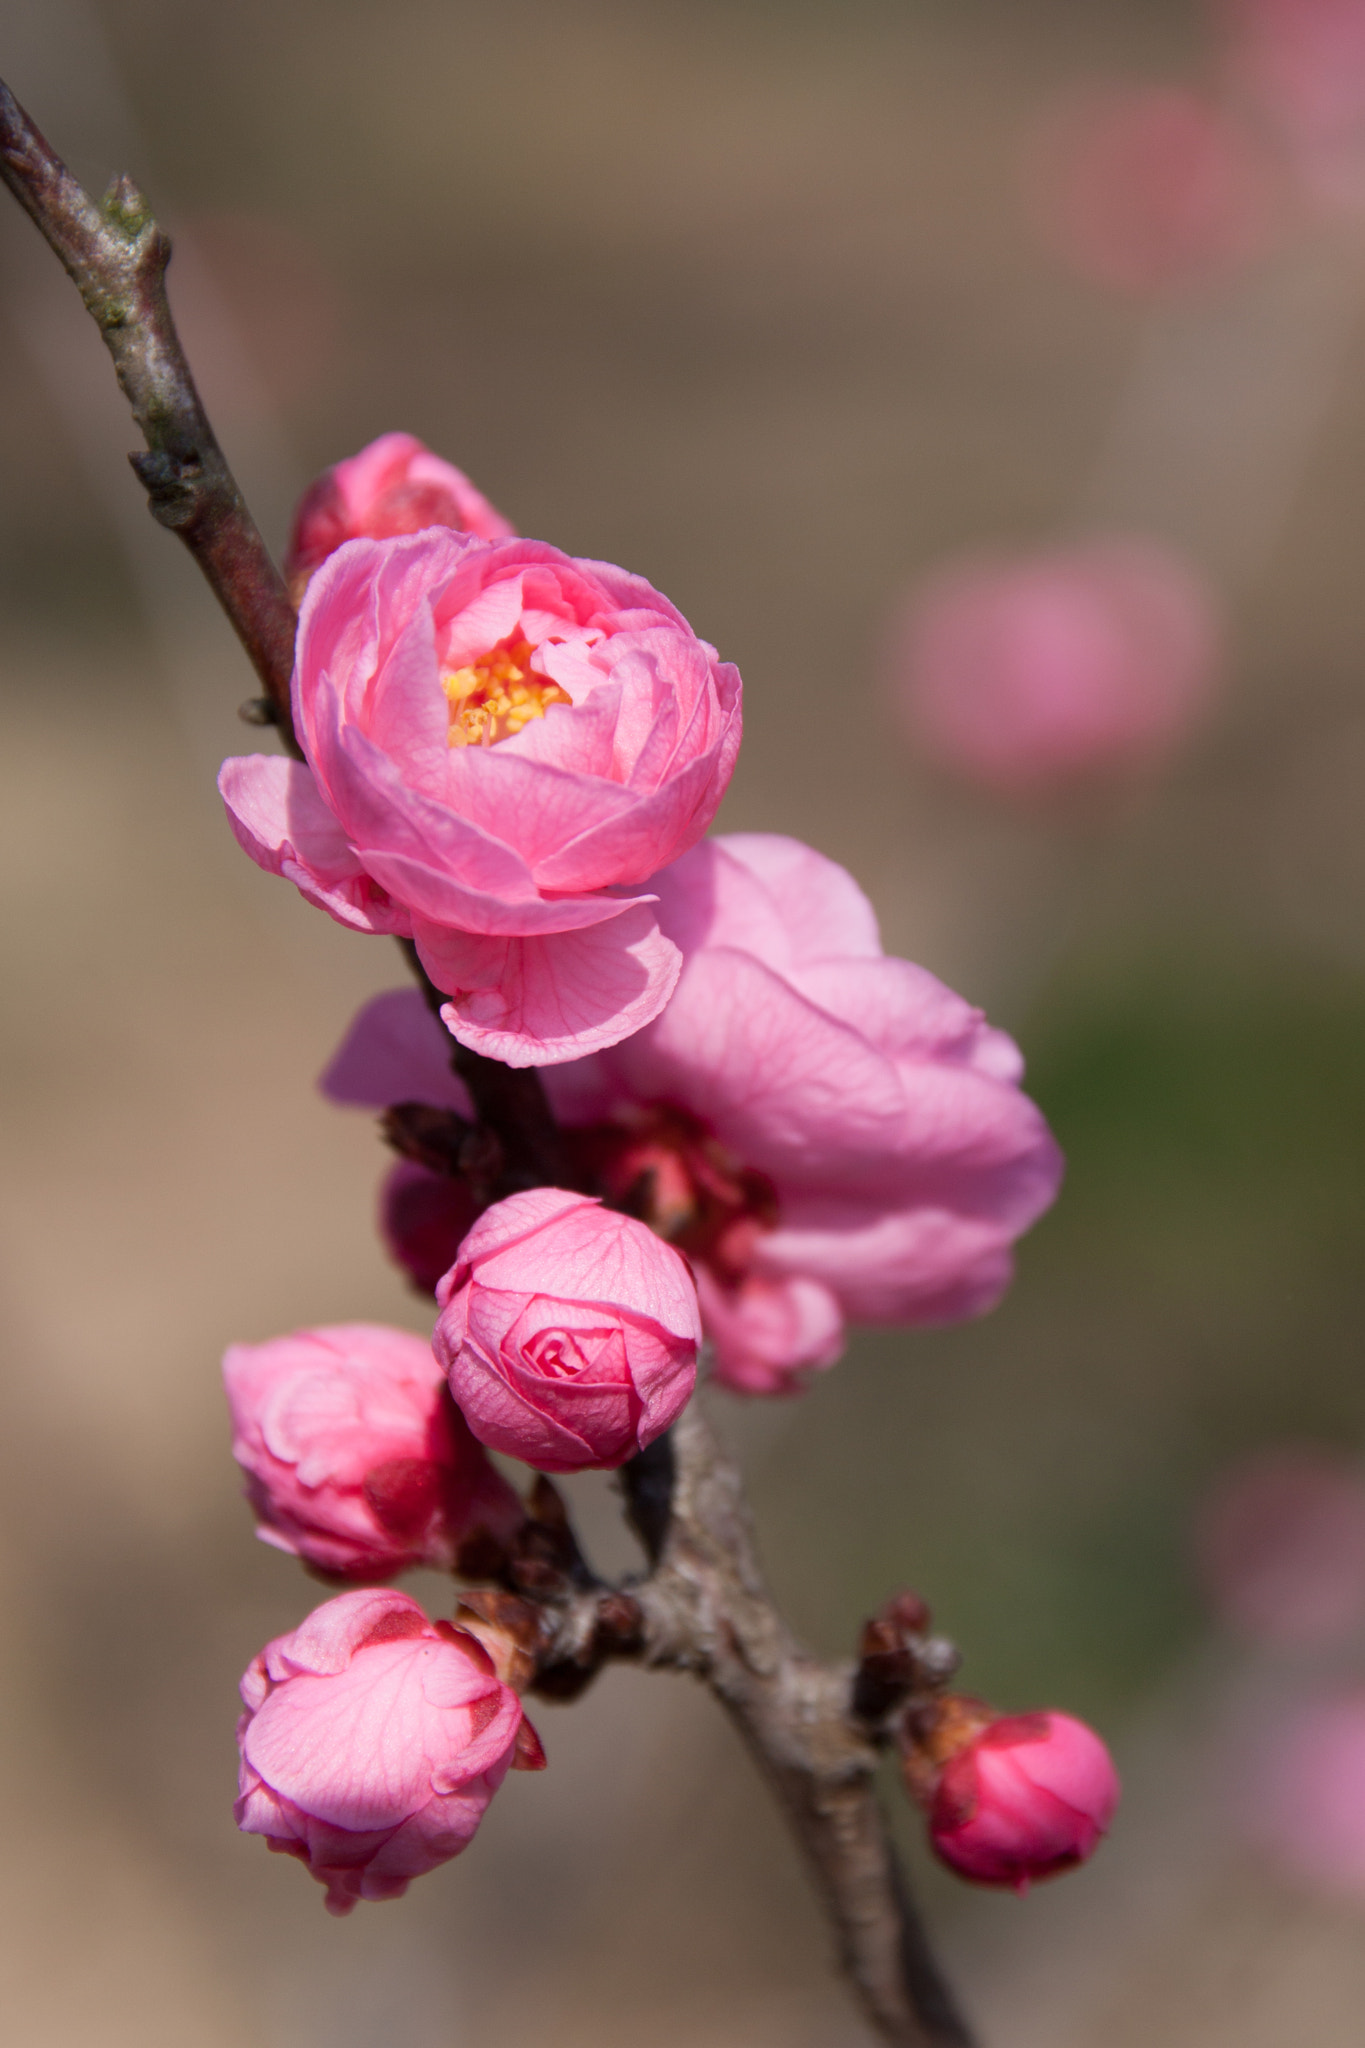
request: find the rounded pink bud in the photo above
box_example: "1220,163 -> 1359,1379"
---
888,539 -> 1222,797
284,431 -> 514,597
224,1323 -> 524,1580
235,1588 -> 543,1915
915,1704 -> 1119,1892
433,1188 -> 701,1473
1194,1446 -> 1365,1650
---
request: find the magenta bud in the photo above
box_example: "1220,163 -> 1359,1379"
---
906,1698 -> 1119,1893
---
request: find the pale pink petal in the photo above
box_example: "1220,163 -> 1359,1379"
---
715,834 -> 883,961
319,988 -> 473,1114
217,755 -> 411,935
418,904 -> 681,1067
697,1268 -> 845,1396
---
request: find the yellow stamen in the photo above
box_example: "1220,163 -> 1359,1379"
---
441,636 -> 570,747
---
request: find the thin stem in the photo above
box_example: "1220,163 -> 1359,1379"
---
0,77 -> 300,745
624,1407 -> 977,2048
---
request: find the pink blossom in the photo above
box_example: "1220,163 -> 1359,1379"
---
223,1323 -> 523,1579
219,526 -> 742,1065
1247,1689 -> 1365,1890
1028,86 -> 1280,296
1218,0 -> 1365,204
1194,1446 -> 1365,1649
325,835 -> 1062,1397
888,539 -> 1222,796
919,1706 -> 1119,1892
285,432 -> 514,599
433,1188 -> 701,1472
235,1587 -> 542,1914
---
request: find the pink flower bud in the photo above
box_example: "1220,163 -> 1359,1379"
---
907,1699 -> 1119,1892
235,1588 -> 543,1914
888,539 -> 1222,797
224,1323 -> 524,1580
433,1188 -> 701,1472
284,431 -> 514,598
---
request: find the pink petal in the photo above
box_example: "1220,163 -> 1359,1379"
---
217,755 -> 411,935
319,989 -> 473,1114
714,834 -> 883,962
417,904 -> 681,1067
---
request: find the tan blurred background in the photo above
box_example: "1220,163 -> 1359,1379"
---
4,0 -> 1365,2041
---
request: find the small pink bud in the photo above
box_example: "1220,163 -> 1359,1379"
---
433,1188 -> 701,1473
235,1588 -> 540,1914
284,431 -> 514,597
380,1158 -> 477,1296
906,1698 -> 1119,1892
224,1323 -> 524,1580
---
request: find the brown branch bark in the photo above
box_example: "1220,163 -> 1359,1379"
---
0,72 -> 976,2048
611,1407 -> 975,2047
0,77 -> 300,745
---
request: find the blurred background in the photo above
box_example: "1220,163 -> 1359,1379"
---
4,0 -> 1365,2041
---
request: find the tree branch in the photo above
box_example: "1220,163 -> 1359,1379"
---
0,74 -> 975,2047
0,76 -> 300,744
563,1407 -> 976,2047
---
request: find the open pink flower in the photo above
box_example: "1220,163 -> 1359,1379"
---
325,835 -> 1062,1396
235,1588 -> 542,1914
285,432 -> 515,599
906,1699 -> 1119,1892
224,1323 -> 524,1579
433,1187 -> 700,1471
888,539 -> 1222,797
219,526 -> 742,1064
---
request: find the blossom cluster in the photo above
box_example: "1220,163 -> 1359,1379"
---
220,433 -> 1111,1912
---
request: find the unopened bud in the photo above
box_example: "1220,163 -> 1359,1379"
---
902,1695 -> 1119,1892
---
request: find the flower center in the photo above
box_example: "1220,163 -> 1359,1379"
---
565,1106 -> 778,1281
442,636 -> 570,747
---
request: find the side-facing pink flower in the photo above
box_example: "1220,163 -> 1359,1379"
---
1194,1446 -> 1365,1649
224,1323 -> 523,1579
1028,86 -> 1281,296
284,432 -> 515,599
220,527 -> 742,1065
887,539 -> 1223,797
236,1587 -> 543,1914
324,835 -> 1062,1397
905,1697 -> 1119,1892
433,1187 -> 700,1472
